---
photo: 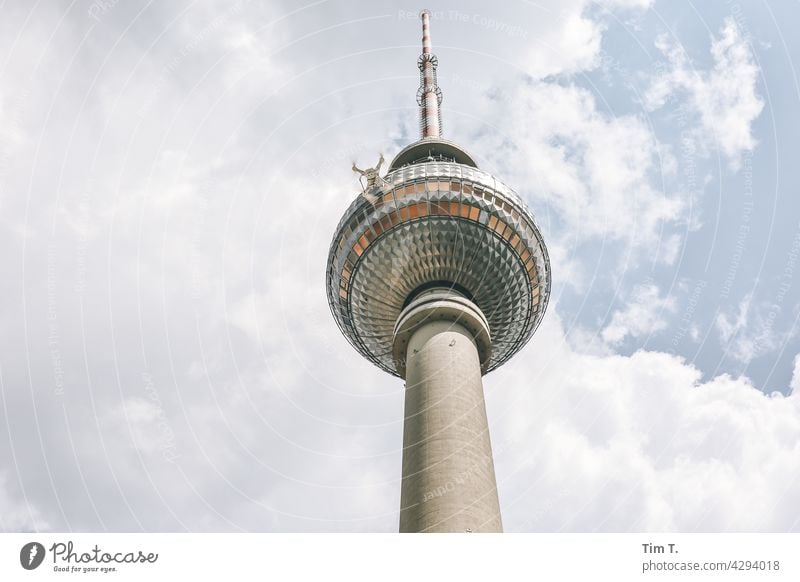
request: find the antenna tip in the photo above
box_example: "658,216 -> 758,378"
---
420,9 -> 430,19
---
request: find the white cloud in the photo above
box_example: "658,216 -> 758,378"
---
0,473 -> 50,532
645,17 -> 764,164
602,283 -> 677,345
526,8 -> 604,78
716,294 -> 751,341
102,397 -> 180,461
790,354 -> 800,395
492,312 -> 800,531
481,81 -> 683,254
523,0 -> 652,78
603,0 -> 653,8
715,295 -> 792,364
659,233 -> 682,266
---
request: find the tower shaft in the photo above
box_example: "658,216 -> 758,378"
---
396,290 -> 502,532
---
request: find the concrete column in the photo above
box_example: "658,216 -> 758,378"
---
393,289 -> 502,533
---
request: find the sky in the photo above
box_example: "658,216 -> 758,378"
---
0,0 -> 799,532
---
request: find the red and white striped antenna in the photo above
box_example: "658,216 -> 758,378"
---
417,9 -> 442,138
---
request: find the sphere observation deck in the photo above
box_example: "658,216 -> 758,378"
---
325,139 -> 551,377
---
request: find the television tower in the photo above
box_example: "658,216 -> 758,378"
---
326,10 -> 550,533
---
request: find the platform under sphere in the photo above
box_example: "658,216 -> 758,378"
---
326,157 -> 551,377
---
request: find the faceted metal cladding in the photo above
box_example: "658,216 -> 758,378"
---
325,145 -> 551,377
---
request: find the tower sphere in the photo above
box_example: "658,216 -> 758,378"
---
326,137 -> 551,377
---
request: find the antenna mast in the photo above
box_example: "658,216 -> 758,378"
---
417,10 -> 442,138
